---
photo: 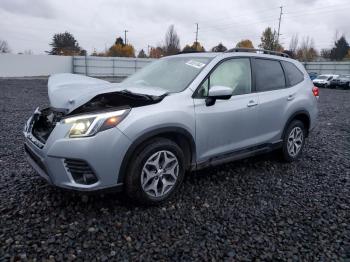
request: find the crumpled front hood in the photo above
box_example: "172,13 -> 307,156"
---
48,73 -> 167,113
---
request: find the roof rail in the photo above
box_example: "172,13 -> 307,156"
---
177,50 -> 207,54
225,48 -> 289,58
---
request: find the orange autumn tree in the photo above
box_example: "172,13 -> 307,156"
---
236,39 -> 254,49
182,42 -> 205,52
108,36 -> 135,57
149,47 -> 165,58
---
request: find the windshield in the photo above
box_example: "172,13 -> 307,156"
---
316,76 -> 328,79
122,56 -> 212,93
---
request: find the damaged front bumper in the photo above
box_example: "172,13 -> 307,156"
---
23,108 -> 132,192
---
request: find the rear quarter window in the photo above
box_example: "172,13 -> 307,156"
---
254,59 -> 286,92
282,61 -> 304,86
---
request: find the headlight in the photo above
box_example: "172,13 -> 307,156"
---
62,109 -> 130,138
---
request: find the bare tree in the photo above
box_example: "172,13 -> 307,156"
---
164,25 -> 180,56
296,36 -> 318,62
0,39 -> 11,53
289,34 -> 299,54
320,49 -> 331,59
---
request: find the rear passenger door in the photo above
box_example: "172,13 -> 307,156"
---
252,58 -> 292,143
252,58 -> 305,144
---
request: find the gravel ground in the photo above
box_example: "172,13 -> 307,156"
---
1,79 -> 349,261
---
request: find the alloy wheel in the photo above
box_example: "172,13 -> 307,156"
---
141,150 -> 179,198
287,126 -> 303,157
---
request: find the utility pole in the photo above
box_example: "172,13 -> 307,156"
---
195,23 -> 199,50
276,6 -> 283,47
124,30 -> 128,45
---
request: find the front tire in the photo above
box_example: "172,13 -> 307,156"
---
125,138 -> 186,205
281,120 -> 306,162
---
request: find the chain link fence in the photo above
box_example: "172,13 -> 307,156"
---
303,61 -> 350,75
73,56 -> 155,80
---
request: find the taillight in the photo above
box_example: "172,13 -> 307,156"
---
312,86 -> 319,97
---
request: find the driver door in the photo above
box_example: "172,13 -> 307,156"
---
193,58 -> 260,162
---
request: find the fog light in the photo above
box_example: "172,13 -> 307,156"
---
64,159 -> 98,185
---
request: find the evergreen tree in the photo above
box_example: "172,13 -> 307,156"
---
137,49 -> 147,58
211,43 -> 227,52
48,32 -> 82,55
330,36 -> 349,61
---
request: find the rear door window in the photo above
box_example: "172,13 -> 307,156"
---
282,61 -> 304,86
254,59 -> 286,92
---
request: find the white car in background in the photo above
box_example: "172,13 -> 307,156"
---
313,74 -> 338,88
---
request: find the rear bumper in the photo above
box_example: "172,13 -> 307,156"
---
23,113 -> 131,192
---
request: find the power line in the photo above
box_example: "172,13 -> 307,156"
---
196,6 -> 281,26
93,2 -> 350,53
199,3 -> 350,36
283,5 -> 350,19
199,16 -> 278,34
283,2 -> 350,15
121,6 -> 288,43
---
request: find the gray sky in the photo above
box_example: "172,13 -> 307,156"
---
1,0 -> 349,55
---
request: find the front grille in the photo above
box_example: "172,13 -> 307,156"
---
64,159 -> 98,185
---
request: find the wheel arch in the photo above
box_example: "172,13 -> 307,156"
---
282,110 -> 311,139
118,127 -> 196,184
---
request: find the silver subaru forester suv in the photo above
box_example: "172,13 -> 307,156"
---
24,49 -> 318,205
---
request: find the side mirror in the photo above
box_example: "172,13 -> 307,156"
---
205,85 -> 232,106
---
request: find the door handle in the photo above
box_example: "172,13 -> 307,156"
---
287,94 -> 295,101
247,100 -> 258,107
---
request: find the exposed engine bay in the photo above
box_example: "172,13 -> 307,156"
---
31,108 -> 65,143
31,90 -> 166,143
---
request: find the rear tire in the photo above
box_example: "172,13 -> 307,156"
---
125,138 -> 186,205
281,120 -> 306,162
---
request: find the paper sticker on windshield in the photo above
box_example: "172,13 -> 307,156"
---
186,60 -> 206,69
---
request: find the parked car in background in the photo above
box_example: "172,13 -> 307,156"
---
23,49 -> 319,205
308,72 -> 318,80
313,74 -> 338,88
329,74 -> 350,89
